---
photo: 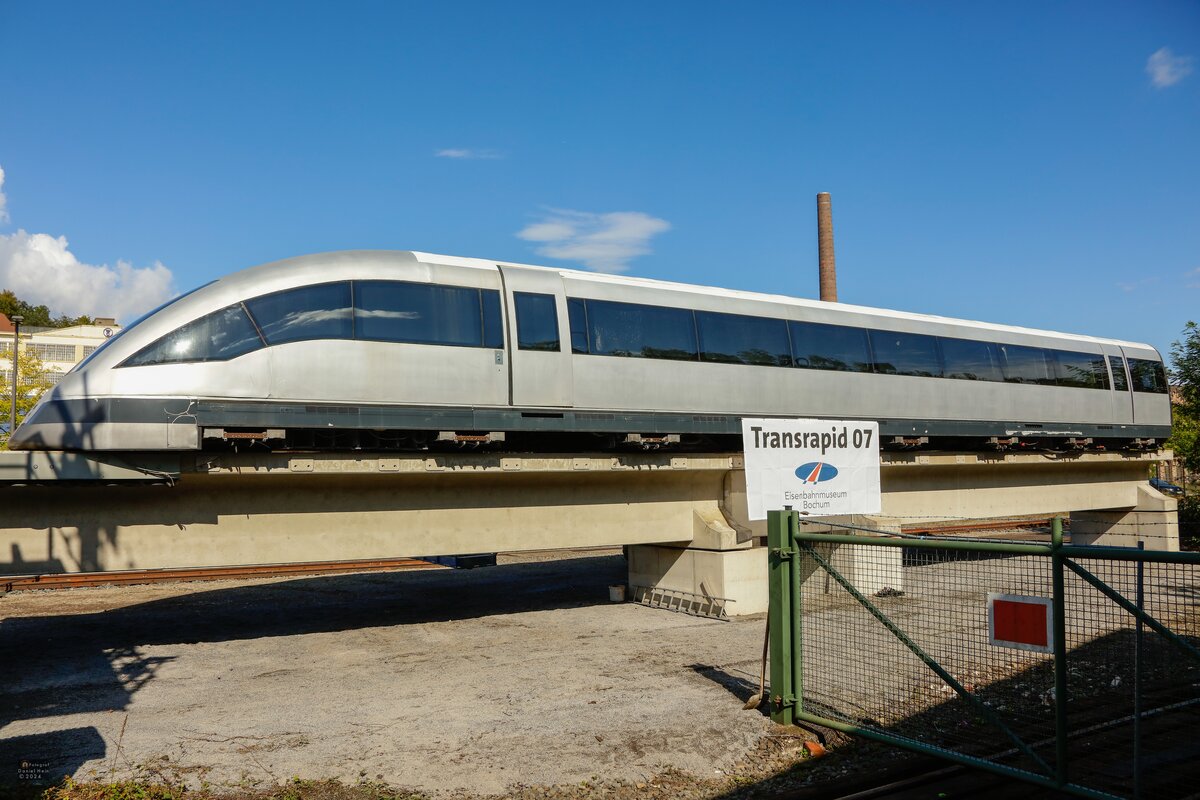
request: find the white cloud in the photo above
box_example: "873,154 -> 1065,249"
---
0,164 -> 175,323
435,148 -> 503,160
0,230 -> 175,322
1187,267 -> 1200,290
0,165 -> 9,223
516,208 -> 671,273
1146,47 -> 1194,88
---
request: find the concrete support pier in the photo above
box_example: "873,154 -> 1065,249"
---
1070,483 -> 1180,550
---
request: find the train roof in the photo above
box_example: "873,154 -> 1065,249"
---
414,251 -> 1157,353
223,249 -> 1156,354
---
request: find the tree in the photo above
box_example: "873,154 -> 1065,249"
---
0,346 -> 59,448
1167,321 -> 1200,474
0,289 -> 95,328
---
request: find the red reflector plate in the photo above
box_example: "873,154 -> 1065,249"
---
988,593 -> 1054,653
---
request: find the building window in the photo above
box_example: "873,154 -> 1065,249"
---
31,343 -> 77,362
514,292 -> 560,352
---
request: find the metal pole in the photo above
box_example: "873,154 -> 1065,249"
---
1133,540 -> 1144,800
1051,517 -> 1069,786
768,508 -> 794,725
788,510 -> 803,717
8,314 -> 22,442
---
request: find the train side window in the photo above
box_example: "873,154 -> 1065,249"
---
868,330 -> 943,377
568,298 -> 589,354
245,282 -> 353,345
1108,355 -> 1130,391
355,281 -> 487,347
788,321 -> 872,372
696,311 -> 790,366
1053,350 -> 1110,390
482,290 -> 504,348
585,299 -> 698,361
1128,358 -> 1168,394
998,344 -> 1055,385
514,292 -> 560,352
940,337 -> 1003,382
120,304 -> 264,367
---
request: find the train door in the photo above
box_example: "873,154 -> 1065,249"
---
497,265 -> 573,408
1105,345 -> 1134,424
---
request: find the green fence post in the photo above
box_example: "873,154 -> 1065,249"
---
768,508 -> 794,725
1051,517 -> 1069,787
788,510 -> 803,718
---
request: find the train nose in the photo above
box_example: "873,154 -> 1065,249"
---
7,374 -> 89,451
8,399 -> 52,449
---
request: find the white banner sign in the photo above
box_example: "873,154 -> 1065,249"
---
741,418 -> 881,520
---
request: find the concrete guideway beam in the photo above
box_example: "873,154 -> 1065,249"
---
0,450 -> 1177,616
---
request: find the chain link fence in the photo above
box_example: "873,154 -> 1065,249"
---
767,512 -> 1200,800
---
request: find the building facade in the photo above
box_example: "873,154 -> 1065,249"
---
0,315 -> 122,386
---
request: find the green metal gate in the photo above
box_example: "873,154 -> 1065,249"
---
767,510 -> 1200,800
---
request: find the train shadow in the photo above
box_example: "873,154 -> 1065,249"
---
0,553 -> 624,785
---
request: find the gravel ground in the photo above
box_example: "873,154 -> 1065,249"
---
10,541 -> 1189,798
1,549 -> 816,796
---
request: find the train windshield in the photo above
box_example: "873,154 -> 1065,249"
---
67,281 -> 216,374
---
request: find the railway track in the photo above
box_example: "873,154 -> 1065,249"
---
902,517 -> 1052,535
1,556 -> 445,593
2,520 -> 1053,594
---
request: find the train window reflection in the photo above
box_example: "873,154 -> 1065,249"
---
245,282 -> 353,344
355,281 -> 487,347
869,330 -> 943,377
697,311 -> 790,366
568,298 -> 589,354
584,299 -> 698,361
1128,358 -> 1168,394
789,321 -> 871,372
1053,350 -> 1109,390
121,304 -> 264,366
514,292 -> 560,351
999,344 -> 1055,385
940,337 -> 1002,381
1109,356 -> 1129,391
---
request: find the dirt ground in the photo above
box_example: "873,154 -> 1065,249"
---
1,550 -> 810,796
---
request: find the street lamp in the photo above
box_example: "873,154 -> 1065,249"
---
9,314 -> 23,442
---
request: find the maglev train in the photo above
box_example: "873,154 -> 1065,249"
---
10,250 -> 1172,453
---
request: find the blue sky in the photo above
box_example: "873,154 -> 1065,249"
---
0,1 -> 1197,360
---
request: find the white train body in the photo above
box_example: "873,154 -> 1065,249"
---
11,250 -> 1172,452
